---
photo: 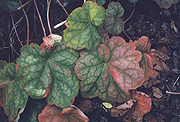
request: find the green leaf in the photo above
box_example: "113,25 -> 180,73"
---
75,36 -> 145,103
19,98 -> 47,122
105,2 -> 124,35
128,0 -> 138,3
63,1 -> 105,50
16,39 -> 80,108
0,0 -> 20,12
162,0 -> 179,4
0,62 -> 28,121
92,0 -> 106,6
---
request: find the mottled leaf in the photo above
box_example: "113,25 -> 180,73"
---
19,98 -> 47,122
134,36 -> 154,79
63,1 -> 105,50
16,36 -> 79,108
128,0 -> 138,3
105,2 -> 124,35
75,36 -> 145,103
0,62 -> 28,121
0,0 -> 20,12
38,105 -> 89,122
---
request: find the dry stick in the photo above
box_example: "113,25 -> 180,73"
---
123,2 -> 136,41
10,13 -> 23,47
56,0 -> 69,16
166,91 -> 180,95
17,0 -> 32,10
33,0 -> 46,37
19,0 -> 30,45
47,0 -> 52,34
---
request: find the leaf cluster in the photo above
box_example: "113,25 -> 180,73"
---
1,0 -> 175,121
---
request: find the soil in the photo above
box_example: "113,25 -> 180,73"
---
1,0 -> 180,122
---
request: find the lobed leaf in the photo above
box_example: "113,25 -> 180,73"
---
63,1 -> 105,50
75,36 -> 145,103
104,2 -> 124,35
38,105 -> 89,122
16,37 -> 79,108
0,61 -> 28,121
155,0 -> 172,9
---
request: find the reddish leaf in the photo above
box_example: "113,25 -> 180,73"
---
75,36 -> 145,103
38,105 -> 89,122
132,91 -> 152,117
134,36 -> 154,79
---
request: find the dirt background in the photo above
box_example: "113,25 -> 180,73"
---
0,0 -> 180,121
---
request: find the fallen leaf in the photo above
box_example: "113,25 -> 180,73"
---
117,99 -> 136,110
152,87 -> 163,98
38,105 -> 89,122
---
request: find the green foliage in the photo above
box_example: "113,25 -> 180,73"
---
0,61 -> 28,121
0,0 -> 20,12
16,40 -> 79,108
104,2 -> 124,35
162,0 -> 179,3
155,0 -> 179,8
63,1 -> 105,50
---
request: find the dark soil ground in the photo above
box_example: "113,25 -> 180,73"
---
1,0 -> 180,121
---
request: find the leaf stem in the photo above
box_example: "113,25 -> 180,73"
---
19,0 -> 30,45
56,0 -> 69,16
47,0 -> 52,34
33,0 -> 46,37
10,13 -> 23,47
123,2 -> 135,24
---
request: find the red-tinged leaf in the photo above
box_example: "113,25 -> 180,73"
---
75,36 -> 145,103
38,105 -> 89,122
0,61 -> 28,121
134,36 -> 154,79
132,91 -> 151,117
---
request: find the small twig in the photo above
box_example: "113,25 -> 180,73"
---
166,91 -> 180,95
19,0 -> 30,45
47,0 -> 52,34
0,14 -> 6,23
173,75 -> 180,86
123,2 -> 135,24
17,0 -> 32,10
33,0 -> 46,37
56,0 -> 68,16
54,20 -> 67,29
10,13 -> 23,47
